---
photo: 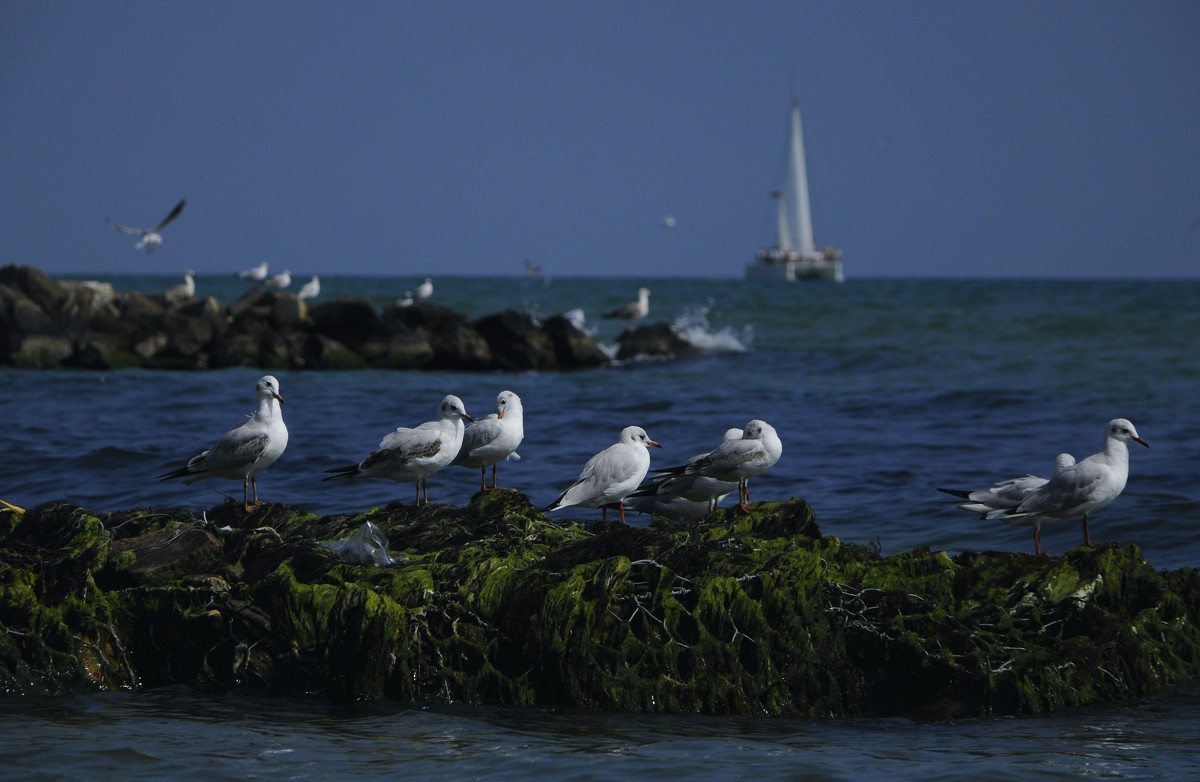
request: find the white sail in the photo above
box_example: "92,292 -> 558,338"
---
778,99 -> 816,255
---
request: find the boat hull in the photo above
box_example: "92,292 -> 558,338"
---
745,255 -> 844,282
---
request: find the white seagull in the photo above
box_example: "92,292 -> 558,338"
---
265,270 -> 292,290
324,395 -> 473,506
545,426 -> 661,524
107,199 -> 186,255
297,275 -> 321,300
452,390 -> 525,491
415,278 -> 434,302
940,453 -> 1076,516
157,375 -> 289,512
631,428 -> 742,519
955,419 -> 1149,555
659,420 -> 781,511
163,269 -> 196,305
238,262 -> 270,282
602,287 -> 650,323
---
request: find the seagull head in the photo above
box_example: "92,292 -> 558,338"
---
1107,418 -> 1149,448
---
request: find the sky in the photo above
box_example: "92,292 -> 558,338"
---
1,1 -> 1198,280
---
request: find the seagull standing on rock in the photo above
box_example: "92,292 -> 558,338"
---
602,287 -> 650,325
265,270 -> 292,290
545,425 -> 661,524
323,395 -> 473,506
107,199 -> 186,255
163,269 -> 195,305
157,375 -> 289,512
453,390 -> 525,491
297,275 -> 320,300
657,420 -> 781,512
415,278 -> 434,302
945,419 -> 1149,555
238,262 -> 269,283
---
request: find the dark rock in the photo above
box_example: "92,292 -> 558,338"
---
476,309 -> 559,370
310,298 -> 383,349
543,314 -> 610,369
616,321 -> 699,361
385,302 -> 492,370
3,495 -> 1200,716
0,264 -> 68,317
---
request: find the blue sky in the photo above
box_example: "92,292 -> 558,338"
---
2,1 -> 1197,279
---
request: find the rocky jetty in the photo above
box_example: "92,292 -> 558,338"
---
0,264 -> 653,370
2,493 -> 1197,718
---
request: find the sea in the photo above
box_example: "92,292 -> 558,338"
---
1,272 -> 1198,780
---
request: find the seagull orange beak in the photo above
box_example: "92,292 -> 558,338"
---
273,393 -> 284,405
648,440 -> 662,448
497,410 -> 505,419
1134,436 -> 1149,448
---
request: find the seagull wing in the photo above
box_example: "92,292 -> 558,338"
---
153,199 -> 187,231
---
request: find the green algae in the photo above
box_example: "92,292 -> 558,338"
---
1,494 -> 1198,718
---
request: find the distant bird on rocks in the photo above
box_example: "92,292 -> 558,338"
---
323,395 -> 473,506
603,287 -> 650,324
545,425 -> 661,524
631,427 -> 743,519
163,269 -> 195,305
107,199 -> 186,255
265,269 -> 292,290
238,262 -> 269,283
415,277 -> 434,302
297,275 -> 320,300
157,375 -> 288,512
453,390 -> 525,491
396,291 -> 415,307
941,419 -> 1149,555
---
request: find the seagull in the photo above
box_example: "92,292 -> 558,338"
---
939,453 -> 1076,515
107,199 -> 186,255
602,287 -> 650,323
163,269 -> 195,305
323,395 -> 473,506
657,420 -> 781,512
544,426 -> 661,524
157,375 -> 289,512
953,419 -> 1149,555
631,428 -> 742,518
238,262 -> 270,282
414,278 -> 433,302
396,291 -> 415,308
452,390 -> 525,491
297,275 -> 320,300
265,270 -> 292,290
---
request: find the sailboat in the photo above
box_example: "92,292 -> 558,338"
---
745,92 -> 843,282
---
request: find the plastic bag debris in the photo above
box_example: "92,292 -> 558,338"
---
321,521 -> 395,566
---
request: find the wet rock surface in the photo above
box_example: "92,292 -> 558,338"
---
2,494 -> 1197,718
0,265 -> 672,370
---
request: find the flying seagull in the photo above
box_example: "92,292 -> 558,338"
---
107,199 -> 186,254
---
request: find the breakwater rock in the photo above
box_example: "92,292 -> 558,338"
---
2,494 -> 1197,718
0,264 -> 631,370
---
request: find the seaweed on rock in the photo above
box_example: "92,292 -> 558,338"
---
1,494 -> 1197,718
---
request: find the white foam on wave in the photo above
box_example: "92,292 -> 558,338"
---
672,305 -> 752,353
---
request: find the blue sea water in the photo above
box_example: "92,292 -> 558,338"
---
1,273 -> 1199,779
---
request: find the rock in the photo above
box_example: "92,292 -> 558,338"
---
13,335 -> 74,367
2,495 -> 1199,716
543,314 -> 610,368
616,322 -> 699,361
385,302 -> 492,370
0,264 -> 68,317
310,298 -> 383,349
475,309 -> 558,370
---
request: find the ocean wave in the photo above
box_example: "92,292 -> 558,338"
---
671,305 -> 752,353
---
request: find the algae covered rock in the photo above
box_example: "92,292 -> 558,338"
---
1,495 -> 1197,718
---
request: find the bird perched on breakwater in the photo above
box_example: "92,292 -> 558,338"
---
265,270 -> 292,290
415,278 -> 434,302
297,275 -> 320,300
545,426 -> 661,524
324,395 -> 473,506
453,390 -> 525,491
157,375 -> 288,512
163,269 -> 195,306
602,287 -> 650,324
629,427 -> 742,520
238,262 -> 269,283
107,199 -> 186,255
941,419 -> 1149,555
